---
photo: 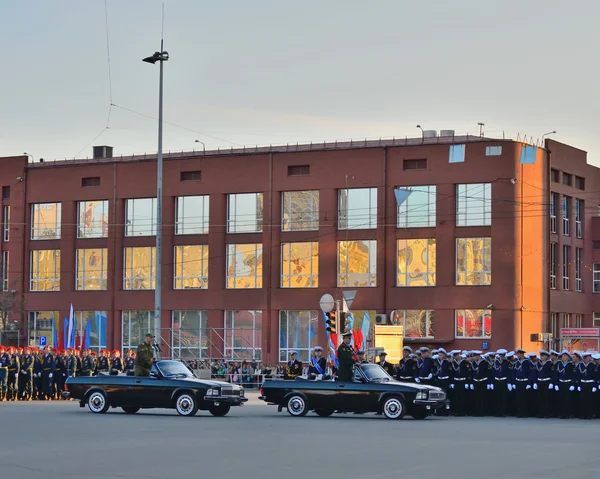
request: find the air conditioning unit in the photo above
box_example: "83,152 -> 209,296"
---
530,333 -> 543,342
375,314 -> 388,325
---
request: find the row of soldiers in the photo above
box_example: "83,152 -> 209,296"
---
383,346 -> 600,419
0,345 -> 136,401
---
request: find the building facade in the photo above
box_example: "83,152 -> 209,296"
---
0,136 -> 597,362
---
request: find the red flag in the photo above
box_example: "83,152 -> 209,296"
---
80,327 -> 86,353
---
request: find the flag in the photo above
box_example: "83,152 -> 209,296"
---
63,318 -> 68,350
81,317 -> 91,352
52,316 -> 58,349
394,188 -> 412,207
67,304 -> 75,348
360,312 -> 371,351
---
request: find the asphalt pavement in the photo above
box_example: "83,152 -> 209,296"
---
2,392 -> 599,479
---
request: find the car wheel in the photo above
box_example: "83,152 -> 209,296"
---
209,404 -> 231,417
382,396 -> 405,420
175,393 -> 198,417
314,409 -> 335,417
87,391 -> 110,414
122,407 -> 140,414
286,394 -> 308,417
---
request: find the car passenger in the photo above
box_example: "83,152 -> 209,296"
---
134,333 -> 154,377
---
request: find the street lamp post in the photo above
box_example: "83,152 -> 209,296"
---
143,43 -> 169,357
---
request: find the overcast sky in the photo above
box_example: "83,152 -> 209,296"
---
1,0 -> 599,164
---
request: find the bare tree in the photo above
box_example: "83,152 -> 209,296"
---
0,289 -> 25,333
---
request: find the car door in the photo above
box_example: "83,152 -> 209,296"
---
335,370 -> 372,411
130,375 -> 172,408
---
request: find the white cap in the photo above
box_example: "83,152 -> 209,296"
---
432,354 -> 439,360
460,354 -> 467,359
592,354 -> 600,360
496,349 -> 507,355
506,351 -> 515,358
527,352 -> 537,358
438,348 -> 447,355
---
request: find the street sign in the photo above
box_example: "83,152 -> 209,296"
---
39,336 -> 46,346
319,294 -> 335,313
481,342 -> 489,350
561,328 -> 599,337
341,290 -> 357,310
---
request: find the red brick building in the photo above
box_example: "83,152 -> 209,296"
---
0,135 -> 597,362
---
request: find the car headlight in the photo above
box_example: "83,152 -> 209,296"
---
416,392 -> 428,400
239,388 -> 244,397
206,388 -> 219,396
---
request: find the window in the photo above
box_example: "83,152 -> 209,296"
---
575,199 -> 583,238
456,183 -> 491,226
551,169 -> 559,183
3,205 -> 9,241
395,310 -> 434,338
225,310 -> 262,360
31,203 -> 61,240
449,144 -> 465,163
1,186 -> 9,200
397,239 -> 436,287
594,241 -> 600,250
30,249 -> 60,291
77,200 -> 108,238
126,198 -> 157,236
575,247 -> 583,292
562,196 -> 570,236
288,165 -> 310,176
226,244 -> 262,289
594,264 -> 600,293
81,177 -> 100,187
174,245 -> 208,289
27,311 -> 59,348
279,310 -> 320,362
172,311 -> 208,359
122,311 -> 156,352
550,243 -> 557,289
76,248 -> 108,290
123,247 -> 156,290
485,146 -> 502,156
456,238 -> 492,286
338,188 -> 377,230
563,173 -> 572,186
227,193 -> 263,233
338,240 -> 377,287
176,196 -> 209,235
575,314 -> 583,328
281,191 -> 319,231
281,242 -> 319,288
180,171 -> 201,182
594,312 -> 600,328
455,309 -> 492,338
550,313 -> 558,341
550,193 -> 557,234
1,251 -> 7,291
403,159 -> 427,170
562,313 -> 570,329
576,176 -> 585,190
562,245 -> 570,290
397,185 -> 436,228
73,311 -> 107,353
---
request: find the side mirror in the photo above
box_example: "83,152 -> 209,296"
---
150,371 -> 158,378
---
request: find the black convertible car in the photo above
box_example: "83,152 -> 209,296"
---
63,360 -> 247,417
259,363 -> 448,419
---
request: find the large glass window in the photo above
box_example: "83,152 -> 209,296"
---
1,251 -> 7,291
576,247 -> 582,292
338,188 -> 377,230
281,191 -> 319,231
76,248 -> 108,291
30,249 -> 60,291
281,242 -> 319,288
172,311 -> 208,359
31,203 -> 61,240
73,311 -> 108,353
338,240 -> 377,287
279,310 -> 320,362
562,196 -> 570,236
594,263 -> 600,293
123,247 -> 156,290
125,198 -> 157,236
176,196 -> 209,235
563,245 -> 570,290
226,244 -> 262,289
550,193 -> 557,234
456,183 -> 491,226
394,310 -> 434,338
550,243 -> 557,289
456,238 -> 491,286
455,309 -> 492,338
77,200 -> 108,238
397,185 -> 436,228
227,193 -> 263,233
3,205 -> 9,241
224,310 -> 262,360
575,199 -> 583,238
174,245 -> 208,289
27,311 -> 59,348
397,239 -> 436,287
122,311 -> 156,351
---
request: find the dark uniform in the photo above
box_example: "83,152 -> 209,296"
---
451,355 -> 471,416
513,352 -> 532,418
134,337 -> 154,377
336,334 -> 355,382
415,352 -> 434,385
80,353 -> 94,376
493,353 -> 510,417
20,349 -> 35,400
535,352 -> 554,418
284,353 -> 302,379
111,353 -> 124,374
471,354 -> 490,417
579,355 -> 595,419
124,354 -> 135,374
7,348 -> 20,401
54,352 -> 66,399
308,347 -> 327,376
396,348 -> 415,382
40,350 -> 56,400
378,353 -> 395,376
66,352 -> 78,381
0,347 -> 10,401
96,353 -> 110,374
556,355 -> 574,419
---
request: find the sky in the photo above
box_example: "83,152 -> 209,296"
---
1,0 -> 599,163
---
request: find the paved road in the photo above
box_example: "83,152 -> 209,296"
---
2,392 -> 599,479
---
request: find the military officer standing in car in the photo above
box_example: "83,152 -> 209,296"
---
308,346 -> 327,377
134,333 -> 155,376
284,351 -> 302,379
336,332 -> 355,381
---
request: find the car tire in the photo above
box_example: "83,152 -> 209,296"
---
87,391 -> 110,414
314,409 -> 335,417
381,396 -> 405,420
209,404 -> 231,417
286,394 -> 308,417
122,407 -> 140,414
175,393 -> 198,417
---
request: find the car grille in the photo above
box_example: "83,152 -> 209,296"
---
429,391 -> 446,401
220,387 -> 240,396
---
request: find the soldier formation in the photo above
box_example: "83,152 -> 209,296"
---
0,345 -> 136,401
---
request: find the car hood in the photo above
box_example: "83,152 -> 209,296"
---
177,377 -> 242,389
381,380 -> 443,393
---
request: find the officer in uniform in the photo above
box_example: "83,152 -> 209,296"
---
535,350 -> 554,418
66,348 -> 78,385
111,350 -> 124,374
0,346 -> 9,401
134,333 -> 155,377
396,346 -> 412,382
308,346 -> 327,377
124,349 -> 135,374
20,346 -> 34,401
97,349 -> 110,374
336,332 -> 355,381
284,351 -> 302,379
435,348 -> 451,392
470,351 -> 489,417
6,346 -> 20,401
556,350 -> 574,419
415,347 -> 434,385
451,352 -> 471,416
40,346 -> 56,400
512,348 -> 531,418
356,350 -> 368,364
491,349 -> 509,417
33,348 -> 42,399
579,351 -> 595,419
593,353 -> 600,419
378,352 -> 395,376
80,350 -> 94,376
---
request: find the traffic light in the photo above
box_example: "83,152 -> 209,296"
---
325,312 -> 337,334
341,312 -> 353,334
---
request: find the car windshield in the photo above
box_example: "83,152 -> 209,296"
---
360,364 -> 392,382
156,361 -> 194,378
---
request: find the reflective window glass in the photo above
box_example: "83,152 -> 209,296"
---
27,311 -> 60,348
338,240 -> 377,287
174,245 -> 208,289
456,238 -> 491,286
338,188 -> 377,230
77,200 -> 109,238
455,309 -> 492,338
397,239 -> 436,287
172,311 -> 208,359
281,242 -> 318,288
122,311 -> 155,351
126,198 -> 157,236
176,196 -> 209,235
227,193 -> 263,233
123,247 -> 156,290
3,205 -> 9,241
397,185 -> 436,228
224,310 -> 262,360
30,249 -> 60,291
281,191 -> 319,231
279,310 -> 320,363
73,311 -> 108,353
31,203 -> 61,240
1,251 -> 8,291
456,183 -> 491,226
76,248 -> 108,290
393,310 -> 434,338
226,244 -> 263,289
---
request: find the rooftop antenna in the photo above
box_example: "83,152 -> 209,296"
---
478,122 -> 485,137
